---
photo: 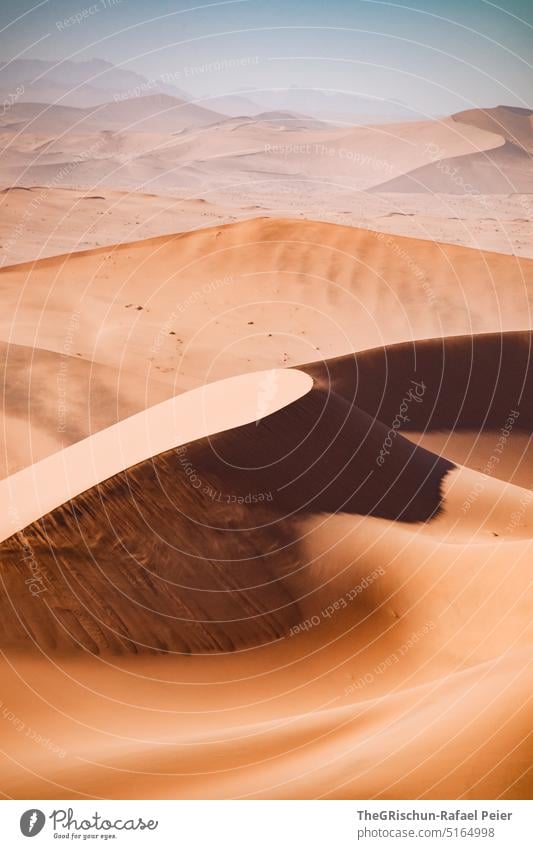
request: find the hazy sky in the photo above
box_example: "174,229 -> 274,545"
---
1,0 -> 532,115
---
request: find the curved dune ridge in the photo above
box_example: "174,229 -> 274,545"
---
2,332 -> 533,655
0,215 -> 532,799
0,109 -> 503,194
453,105 -> 533,154
371,105 -> 533,194
370,141 -> 533,195
1,216 -> 532,480
0,332 -> 532,799
0,367 -> 312,542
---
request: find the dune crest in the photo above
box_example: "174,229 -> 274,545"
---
0,368 -> 312,542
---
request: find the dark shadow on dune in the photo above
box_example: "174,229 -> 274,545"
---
0,377 -> 455,654
7,330 -> 530,655
0,478 -> 302,655
183,386 -> 454,523
369,142 -> 533,194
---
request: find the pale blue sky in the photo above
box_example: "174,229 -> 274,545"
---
1,0 -> 532,115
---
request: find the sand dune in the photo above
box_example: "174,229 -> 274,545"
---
1,85 -> 532,802
0,217 -> 531,410
371,106 -> 533,194
0,95 -> 222,136
0,112 -> 502,194
1,641 -> 530,799
2,185 -> 532,268
371,141 -> 533,194
1,325 -> 532,798
303,331 -> 533,432
0,187 -> 243,266
0,58 -> 186,110
0,368 -> 311,541
453,105 -> 533,154
1,219 -> 531,479
0,361 -> 450,654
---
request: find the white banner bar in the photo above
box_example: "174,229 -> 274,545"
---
2,800 -> 531,848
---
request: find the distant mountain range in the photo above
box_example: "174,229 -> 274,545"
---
0,93 -> 224,135
0,58 -> 426,124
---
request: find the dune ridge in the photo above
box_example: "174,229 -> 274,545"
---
3,332 -> 533,658
303,330 -> 533,432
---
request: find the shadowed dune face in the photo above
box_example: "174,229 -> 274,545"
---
0,340 -> 173,477
0,381 -> 453,655
183,387 -> 454,523
3,331 -> 533,656
302,331 -> 533,432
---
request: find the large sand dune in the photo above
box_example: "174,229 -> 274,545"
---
371,106 -> 533,194
0,216 -> 531,393
371,141 -> 533,194
0,217 -> 531,476
1,92 -> 532,802
0,331 -> 532,798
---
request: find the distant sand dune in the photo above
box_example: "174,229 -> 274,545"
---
0,111 -> 502,193
370,141 -> 533,194
0,94 -> 223,136
453,105 -> 533,154
0,217 -> 531,426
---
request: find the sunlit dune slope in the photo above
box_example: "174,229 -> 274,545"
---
0,217 -> 531,476
370,141 -> 533,194
370,105 -> 533,193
